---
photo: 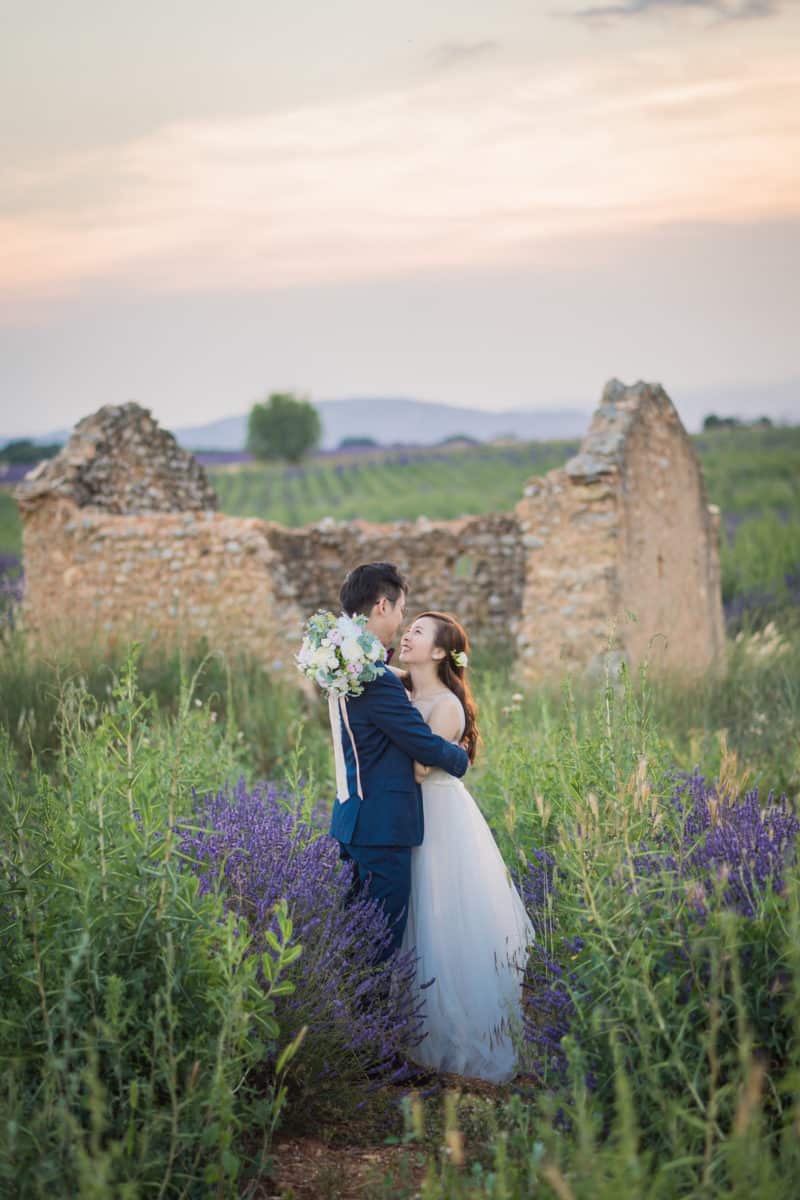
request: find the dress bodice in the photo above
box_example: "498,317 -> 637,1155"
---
411,693 -> 466,783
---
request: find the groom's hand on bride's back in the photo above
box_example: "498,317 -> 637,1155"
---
369,674 -> 468,777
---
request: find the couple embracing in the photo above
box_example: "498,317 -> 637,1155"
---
328,562 -> 533,1084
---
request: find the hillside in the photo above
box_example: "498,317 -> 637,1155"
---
171,398 -> 592,452
3,378 -> 796,452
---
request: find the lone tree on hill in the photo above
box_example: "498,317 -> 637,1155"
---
246,393 -> 321,463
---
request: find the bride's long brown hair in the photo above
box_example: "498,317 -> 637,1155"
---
405,611 -> 480,763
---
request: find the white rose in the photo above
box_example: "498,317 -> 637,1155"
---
341,637 -> 364,663
313,645 -> 333,668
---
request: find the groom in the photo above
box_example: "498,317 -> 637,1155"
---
329,561 -> 469,959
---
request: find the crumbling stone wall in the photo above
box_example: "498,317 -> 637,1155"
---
17,402 -> 216,514
15,383 -> 725,682
515,380 -> 725,680
18,498 -> 297,673
265,513 -> 524,637
15,403 -> 296,672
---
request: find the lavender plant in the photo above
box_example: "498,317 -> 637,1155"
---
177,779 -> 426,1124
634,769 -> 799,920
515,849 -> 580,1088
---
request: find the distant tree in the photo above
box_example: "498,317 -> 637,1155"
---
702,414 -> 740,431
338,436 -> 378,450
246,393 -> 321,463
438,433 -> 479,447
0,438 -> 62,464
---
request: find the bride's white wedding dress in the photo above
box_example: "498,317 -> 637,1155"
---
401,694 -> 534,1083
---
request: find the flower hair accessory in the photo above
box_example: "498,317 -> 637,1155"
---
450,649 -> 468,669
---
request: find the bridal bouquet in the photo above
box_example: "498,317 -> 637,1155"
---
296,611 -> 387,698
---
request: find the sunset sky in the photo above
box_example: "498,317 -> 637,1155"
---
1,0 -> 799,437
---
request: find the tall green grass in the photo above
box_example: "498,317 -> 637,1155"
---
368,641 -> 800,1199
0,650 -> 305,1197
2,623 -> 799,1197
0,632 -> 331,784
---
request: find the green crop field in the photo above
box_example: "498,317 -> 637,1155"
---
209,439 -> 580,527
208,425 -> 800,529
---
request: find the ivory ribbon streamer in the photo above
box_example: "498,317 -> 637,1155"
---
339,694 -> 364,801
327,692 -> 364,803
328,693 -> 349,803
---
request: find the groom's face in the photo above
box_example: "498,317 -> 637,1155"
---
371,592 -> 407,647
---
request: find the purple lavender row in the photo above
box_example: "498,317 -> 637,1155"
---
0,464 -> 35,484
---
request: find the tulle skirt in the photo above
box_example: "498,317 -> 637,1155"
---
400,771 -> 534,1083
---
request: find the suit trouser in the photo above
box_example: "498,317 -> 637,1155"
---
339,842 -> 412,962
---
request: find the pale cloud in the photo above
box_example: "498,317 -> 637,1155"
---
2,49 -> 798,300
573,0 -> 781,24
427,40 -> 501,70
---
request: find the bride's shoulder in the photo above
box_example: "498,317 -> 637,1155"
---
433,689 -> 463,713
430,690 -> 465,724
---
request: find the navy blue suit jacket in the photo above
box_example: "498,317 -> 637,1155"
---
328,670 -> 469,847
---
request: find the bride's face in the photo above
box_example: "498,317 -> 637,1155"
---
399,616 -> 443,666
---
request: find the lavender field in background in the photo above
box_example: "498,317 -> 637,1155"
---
0,464 -> 34,485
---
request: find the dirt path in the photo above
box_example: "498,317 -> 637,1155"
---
254,1074 -> 513,1199
261,1136 -> 427,1199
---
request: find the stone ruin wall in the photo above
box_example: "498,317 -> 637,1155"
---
266,513 -> 525,640
515,380 -> 726,680
14,384 -> 726,683
15,403 -> 300,675
19,497 -> 298,674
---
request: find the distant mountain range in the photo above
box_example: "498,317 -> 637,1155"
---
3,379 -> 798,452
0,398 -> 592,453
169,398 -> 593,451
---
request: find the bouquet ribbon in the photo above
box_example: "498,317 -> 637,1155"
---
328,693 -> 364,804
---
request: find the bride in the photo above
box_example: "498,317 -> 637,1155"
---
395,611 -> 533,1084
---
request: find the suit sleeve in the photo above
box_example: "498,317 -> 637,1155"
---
368,675 -> 469,778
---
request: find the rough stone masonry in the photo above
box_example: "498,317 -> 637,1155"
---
14,383 -> 725,683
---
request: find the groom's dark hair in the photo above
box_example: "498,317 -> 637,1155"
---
340,562 -> 408,616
